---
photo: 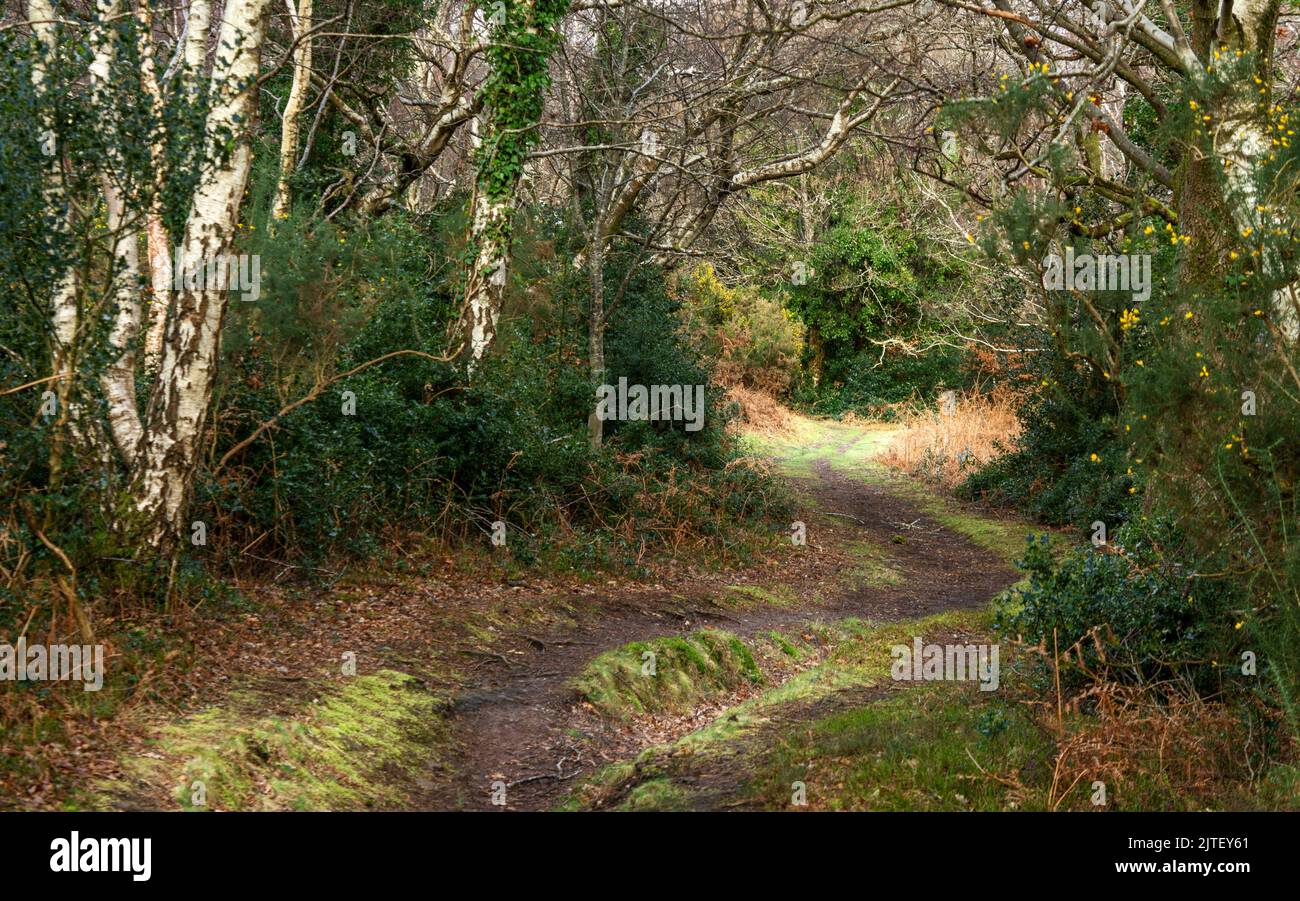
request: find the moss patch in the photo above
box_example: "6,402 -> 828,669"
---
746,670 -> 1287,812
749,680 -> 1045,810
86,670 -> 446,811
722,583 -> 803,608
566,607 -> 1286,812
619,776 -> 691,810
573,630 -> 764,720
842,537 -> 905,587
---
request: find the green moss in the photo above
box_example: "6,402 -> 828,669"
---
766,631 -> 803,659
569,602 -> 1287,812
842,538 -> 904,587
726,635 -> 762,683
749,681 -> 1046,811
563,609 -> 996,809
723,583 -> 802,608
573,629 -> 765,720
85,670 -> 447,811
751,676 -> 1291,812
619,777 -> 690,811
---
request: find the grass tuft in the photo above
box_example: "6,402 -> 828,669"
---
572,630 -> 764,720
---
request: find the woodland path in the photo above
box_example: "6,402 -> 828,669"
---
421,423 -> 1021,811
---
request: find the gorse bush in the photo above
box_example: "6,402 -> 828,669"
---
1117,259 -> 1300,735
940,27 -> 1300,743
674,263 -> 805,398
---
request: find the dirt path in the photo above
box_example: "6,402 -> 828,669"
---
420,429 -> 1020,811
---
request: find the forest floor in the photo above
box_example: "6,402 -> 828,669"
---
49,415 -> 1288,812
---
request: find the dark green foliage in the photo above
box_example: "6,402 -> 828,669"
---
796,345 -> 965,418
603,264 -> 729,467
202,203 -> 577,562
0,17 -> 214,613
782,192 -> 971,415
948,45 -> 1300,739
998,520 -> 1239,695
196,198 -> 782,572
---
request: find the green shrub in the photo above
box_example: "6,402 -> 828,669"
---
197,203 -> 785,571
780,190 -> 973,416
795,344 -> 965,418
997,519 -> 1239,695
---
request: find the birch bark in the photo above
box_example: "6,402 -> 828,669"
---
28,0 -> 82,465
271,0 -> 313,221
91,0 -> 146,462
138,0 -> 174,372
133,0 -> 271,549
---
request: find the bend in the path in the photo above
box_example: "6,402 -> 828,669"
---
421,428 -> 1020,811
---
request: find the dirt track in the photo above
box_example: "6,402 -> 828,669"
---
421,437 -> 1020,811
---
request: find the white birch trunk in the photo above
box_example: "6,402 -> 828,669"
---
99,179 -> 145,462
461,187 -> 513,370
28,0 -> 81,442
134,0 -> 270,548
137,0 -> 174,373
90,0 -> 146,463
270,0 -> 312,221
143,216 -> 173,372
183,0 -> 212,89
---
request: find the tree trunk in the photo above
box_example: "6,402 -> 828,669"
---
454,0 -> 569,371
183,0 -> 212,88
92,0 -> 145,463
586,222 -> 606,451
1179,0 -> 1296,334
459,187 -> 513,372
132,0 -> 270,551
28,0 -> 84,479
99,176 -> 144,463
138,0 -> 174,373
142,216 -> 173,371
271,0 -> 313,221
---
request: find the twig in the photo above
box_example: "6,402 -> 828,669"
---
213,349 -> 454,475
0,372 -> 69,396
506,769 -> 583,788
965,747 -> 1025,790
